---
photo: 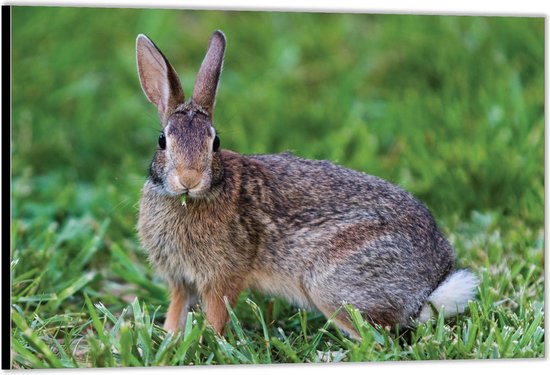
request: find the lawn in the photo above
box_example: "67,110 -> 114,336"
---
9,7 -> 544,367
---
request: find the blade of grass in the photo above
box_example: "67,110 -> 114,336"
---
215,337 -> 252,364
519,307 -> 543,347
118,322 -> 142,367
70,218 -> 110,271
246,298 -> 272,364
15,293 -> 58,303
50,272 -> 96,310
223,296 -> 258,363
271,337 -> 300,363
153,331 -> 178,366
11,337 -> 49,369
130,297 -> 153,365
11,310 -> 64,368
83,293 -> 114,366
171,315 -> 203,365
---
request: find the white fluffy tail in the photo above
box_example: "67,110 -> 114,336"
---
418,269 -> 479,322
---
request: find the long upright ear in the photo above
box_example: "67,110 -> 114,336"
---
136,34 -> 185,125
192,30 -> 226,117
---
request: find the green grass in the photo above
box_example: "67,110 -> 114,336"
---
10,7 -> 544,368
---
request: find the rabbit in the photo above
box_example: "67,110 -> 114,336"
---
135,30 -> 479,338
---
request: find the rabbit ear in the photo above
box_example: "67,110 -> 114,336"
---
136,34 -> 185,125
192,30 -> 226,117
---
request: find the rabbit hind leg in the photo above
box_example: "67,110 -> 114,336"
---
313,302 -> 362,340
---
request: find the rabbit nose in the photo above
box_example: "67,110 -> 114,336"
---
178,169 -> 201,190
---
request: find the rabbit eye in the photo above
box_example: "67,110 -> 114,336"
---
213,135 -> 220,152
158,132 -> 166,150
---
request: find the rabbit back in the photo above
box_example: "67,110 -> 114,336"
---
230,152 -> 456,323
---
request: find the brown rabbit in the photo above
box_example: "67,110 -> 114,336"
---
136,30 -> 478,338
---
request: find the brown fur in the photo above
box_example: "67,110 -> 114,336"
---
328,221 -> 388,260
135,30 -> 476,337
164,284 -> 192,332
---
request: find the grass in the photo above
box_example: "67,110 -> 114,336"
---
9,7 -> 544,368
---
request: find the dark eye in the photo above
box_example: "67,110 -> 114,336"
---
213,135 -> 220,152
158,132 -> 166,150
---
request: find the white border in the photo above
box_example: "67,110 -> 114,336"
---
0,0 -> 547,15
2,0 -> 547,374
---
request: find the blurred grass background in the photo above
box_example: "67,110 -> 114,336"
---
10,6 -> 544,366
12,8 -> 544,222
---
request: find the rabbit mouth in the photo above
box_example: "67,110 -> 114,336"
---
187,186 -> 210,198
164,186 -> 206,200
165,171 -> 213,198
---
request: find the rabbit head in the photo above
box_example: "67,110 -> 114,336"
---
136,31 -> 226,199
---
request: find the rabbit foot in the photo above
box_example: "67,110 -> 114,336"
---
204,288 -> 241,335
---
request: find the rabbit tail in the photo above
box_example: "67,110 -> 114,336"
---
418,269 -> 479,322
